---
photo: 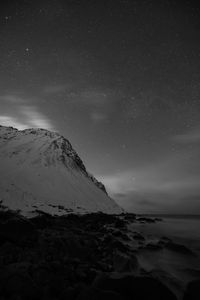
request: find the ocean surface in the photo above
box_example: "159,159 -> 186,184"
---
129,215 -> 200,299
135,215 -> 200,244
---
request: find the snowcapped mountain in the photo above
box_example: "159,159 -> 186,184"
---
0,125 -> 123,216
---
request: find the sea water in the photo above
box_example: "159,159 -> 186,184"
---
129,216 -> 200,299
132,215 -> 200,248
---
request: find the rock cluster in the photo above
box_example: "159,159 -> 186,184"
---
0,210 -> 191,300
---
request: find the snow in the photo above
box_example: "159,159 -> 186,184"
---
0,125 -> 123,216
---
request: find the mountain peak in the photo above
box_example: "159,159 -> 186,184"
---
0,125 -> 122,216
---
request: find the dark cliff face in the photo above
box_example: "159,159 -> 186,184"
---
51,136 -> 87,172
88,174 -> 108,195
40,131 -> 108,195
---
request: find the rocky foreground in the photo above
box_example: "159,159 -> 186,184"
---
0,210 -> 199,300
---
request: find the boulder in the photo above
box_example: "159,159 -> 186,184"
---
132,232 -> 145,241
183,280 -> 200,300
113,252 -> 139,273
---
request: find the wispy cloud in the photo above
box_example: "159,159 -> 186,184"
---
98,145 -> 200,213
100,154 -> 200,197
43,86 -> 116,123
43,84 -> 70,94
43,84 -> 117,106
20,105 -> 54,129
173,126 -> 200,143
90,112 -> 107,122
0,94 -> 54,131
98,171 -> 136,195
79,90 -> 109,106
0,95 -> 25,104
0,116 -> 28,130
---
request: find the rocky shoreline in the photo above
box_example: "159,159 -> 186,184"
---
0,210 -> 199,300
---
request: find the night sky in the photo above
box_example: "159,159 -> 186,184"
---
0,0 -> 200,214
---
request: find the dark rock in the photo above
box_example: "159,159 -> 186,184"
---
123,213 -> 136,222
59,286 -> 77,300
161,236 -> 172,242
183,280 -> 200,300
88,174 -> 108,195
166,242 -> 194,255
137,217 -> 156,223
145,242 -> 163,251
94,275 -> 177,300
132,232 -> 145,241
0,215 -> 37,245
113,252 -> 139,273
41,275 -> 69,299
110,240 -> 130,253
77,286 -> 124,300
64,235 -> 95,260
0,210 -> 182,300
184,268 -> 200,277
31,264 -> 53,286
30,214 -> 55,229
112,230 -> 130,241
0,242 -> 21,265
0,262 -> 40,299
114,219 -> 127,229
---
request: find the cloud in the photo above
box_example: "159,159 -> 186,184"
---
43,86 -> 116,123
98,145 -> 200,213
79,90 -> 109,106
20,105 -> 54,130
0,94 -> 54,131
43,84 -> 70,94
98,172 -> 136,195
0,116 -> 28,130
0,95 -> 25,104
90,112 -> 107,122
76,89 -> 118,123
43,85 -> 116,107
100,154 -> 200,197
173,126 -> 200,143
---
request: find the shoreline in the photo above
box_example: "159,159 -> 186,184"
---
139,214 -> 200,220
0,210 -> 199,300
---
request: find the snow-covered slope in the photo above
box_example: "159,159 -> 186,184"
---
0,126 -> 123,216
